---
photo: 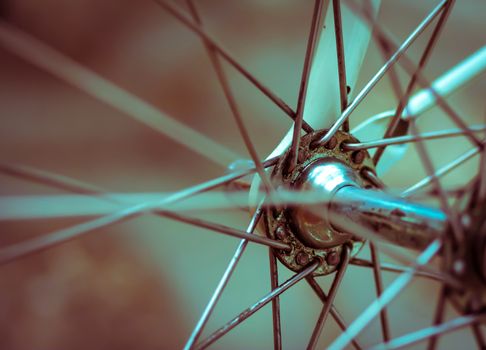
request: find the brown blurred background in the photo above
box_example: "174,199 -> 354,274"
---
0,1 -> 484,349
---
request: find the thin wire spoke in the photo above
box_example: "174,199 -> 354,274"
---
409,120 -> 464,243
361,0 -> 405,109
269,248 -> 282,350
409,179 -> 477,201
0,158 -> 278,202
373,0 -> 455,164
332,0 -> 349,132
370,243 -> 391,342
184,0 -> 273,193
0,196 -> 289,265
0,158 -> 284,264
0,21 -> 239,168
401,143 -> 482,197
307,246 -> 351,350
347,0 -> 483,149
427,285 -> 448,350
349,258 -> 449,284
154,0 -> 313,133
369,314 -> 484,350
0,163 -> 108,198
305,277 -> 363,350
184,203 -> 264,350
0,203 -> 150,264
316,0 -> 448,146
158,211 -> 289,250
375,33 -> 405,109
288,0 -> 325,172
343,125 -> 486,151
328,239 -> 442,350
195,261 -> 320,350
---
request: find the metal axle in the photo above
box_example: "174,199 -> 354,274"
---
292,159 -> 446,251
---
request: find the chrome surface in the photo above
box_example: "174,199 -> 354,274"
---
291,159 -> 361,248
331,186 -> 447,250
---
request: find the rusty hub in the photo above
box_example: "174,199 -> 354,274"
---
264,129 -> 376,276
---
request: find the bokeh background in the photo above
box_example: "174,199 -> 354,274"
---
0,0 -> 484,349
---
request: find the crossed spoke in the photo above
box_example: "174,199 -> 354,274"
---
316,0 -> 449,146
328,239 -> 442,350
154,0 -> 313,133
369,314 -> 485,350
195,261 -> 320,349
373,0 -> 456,164
307,246 -> 351,350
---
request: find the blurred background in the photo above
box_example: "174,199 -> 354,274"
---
0,0 -> 484,349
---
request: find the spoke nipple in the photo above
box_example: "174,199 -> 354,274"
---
324,136 -> 338,150
295,251 -> 310,266
351,150 -> 366,164
275,225 -> 287,240
326,251 -> 340,266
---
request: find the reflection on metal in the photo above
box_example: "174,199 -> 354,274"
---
292,160 -> 360,248
331,186 -> 446,250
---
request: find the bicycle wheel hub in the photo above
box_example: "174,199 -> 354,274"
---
264,129 -> 376,276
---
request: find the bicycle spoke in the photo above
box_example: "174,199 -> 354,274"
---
344,125 -> 486,151
373,0 -> 455,164
154,0 -> 313,133
0,203 -> 149,264
370,243 -> 391,342
184,0 -> 273,193
352,46 -> 486,149
369,314 -> 484,350
0,163 -> 108,198
328,239 -> 442,350
184,204 -> 264,350
158,211 -> 289,250
409,120 -> 464,242
0,159 -> 288,264
402,144 -> 482,197
427,285 -> 448,350
195,261 -> 320,350
288,0 -> 325,172
375,34 -> 404,107
316,0 -> 448,146
0,199 -> 288,263
349,258 -> 449,284
332,0 -> 349,132
307,246 -> 350,350
305,277 -> 363,350
0,21 -> 239,168
405,45 -> 486,118
0,158 -> 278,202
269,248 -> 282,350
347,0 -> 483,149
